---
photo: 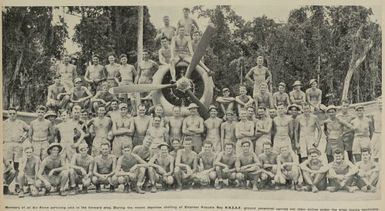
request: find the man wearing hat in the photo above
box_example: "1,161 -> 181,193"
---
111,103 -> 135,157
69,77 -> 93,110
148,143 -> 175,193
289,81 -> 306,106
273,82 -> 290,108
177,7 -> 199,36
182,103 -> 204,153
29,106 -> 54,160
297,103 -> 322,161
300,148 -> 328,192
56,55 -> 77,92
216,88 -> 235,118
214,142 -> 237,189
350,105 -> 374,162
68,143 -> 94,194
220,110 -> 237,148
46,73 -> 70,111
324,105 -> 354,162
306,79 -> 322,111
113,144 -> 148,194
36,143 -> 69,196
245,55 -> 272,101
84,54 -> 107,94
204,105 -> 223,152
235,139 -> 261,191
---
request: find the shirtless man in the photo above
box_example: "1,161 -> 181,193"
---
3,107 -> 29,174
88,105 -> 112,156
182,103 -> 205,153
235,109 -> 255,155
91,82 -> 118,112
350,105 -> 374,162
17,146 -> 40,198
272,104 -> 292,153
300,148 -> 328,192
174,138 -> 198,191
289,81 -> 306,106
297,103 -> 321,161
84,54 -> 106,94
107,99 -> 120,120
115,54 -> 137,111
288,104 -> 301,155
105,54 -> 120,88
36,143 -> 69,196
306,79 -> 322,111
204,106 -> 223,152
155,16 -> 176,41
177,8 -> 199,36
258,142 -> 278,189
195,142 -> 217,186
235,140 -> 261,191
158,36 -> 172,65
92,142 -> 117,193
56,110 -> 85,162
191,30 -> 201,53
275,145 -> 301,190
168,106 -> 184,142
327,149 -> 358,193
132,136 -> 153,193
113,144 -> 148,194
255,107 -> 272,155
370,99 -> 381,162
220,111 -> 236,149
150,105 -> 170,131
137,50 -> 159,85
56,55 -> 77,91
355,148 -> 379,192
273,82 -> 290,108
170,26 -> 193,81
148,143 -> 175,192
69,78 -> 92,110
255,82 -> 273,109
46,74 -> 70,110
133,104 -> 151,147
29,106 -> 54,160
337,100 -> 355,162
170,138 -> 182,159
324,105 -> 354,162
245,56 -> 272,99
68,143 -> 94,194
146,115 -> 169,154
216,88 -> 235,118
111,103 -> 135,157
235,86 -> 254,114
214,142 -> 237,189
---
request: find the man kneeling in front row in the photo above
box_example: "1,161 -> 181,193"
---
235,139 -> 261,191
92,142 -> 117,193
194,141 -> 217,187
17,146 -> 40,197
148,143 -> 175,193
214,142 -> 237,189
355,148 -> 379,192
69,143 -> 94,194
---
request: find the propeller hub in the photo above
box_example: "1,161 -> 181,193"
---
176,77 -> 192,92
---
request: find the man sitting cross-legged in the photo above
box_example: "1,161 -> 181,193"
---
148,143 -> 175,193
194,141 -> 217,187
235,139 -> 261,191
214,142 -> 237,189
68,143 -> 94,195
92,142 -> 117,193
17,146 -> 40,198
258,141 -> 278,190
354,148 -> 379,192
275,145 -> 301,191
112,144 -> 148,194
299,148 -> 328,193
326,148 -> 358,193
174,137 -> 198,191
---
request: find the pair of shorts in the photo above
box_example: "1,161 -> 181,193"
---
112,136 -> 133,157
352,136 -> 371,155
3,142 -> 23,162
326,138 -> 344,156
299,135 -> 315,157
273,136 -> 292,153
32,140 -> 49,160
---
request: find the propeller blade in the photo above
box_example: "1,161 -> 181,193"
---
109,83 -> 176,94
185,23 -> 216,78
185,89 -> 209,119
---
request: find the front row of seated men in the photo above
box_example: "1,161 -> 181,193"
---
4,135 -> 378,197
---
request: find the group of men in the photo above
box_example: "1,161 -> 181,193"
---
3,7 -> 381,198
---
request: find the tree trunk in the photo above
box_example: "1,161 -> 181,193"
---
9,51 -> 24,106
